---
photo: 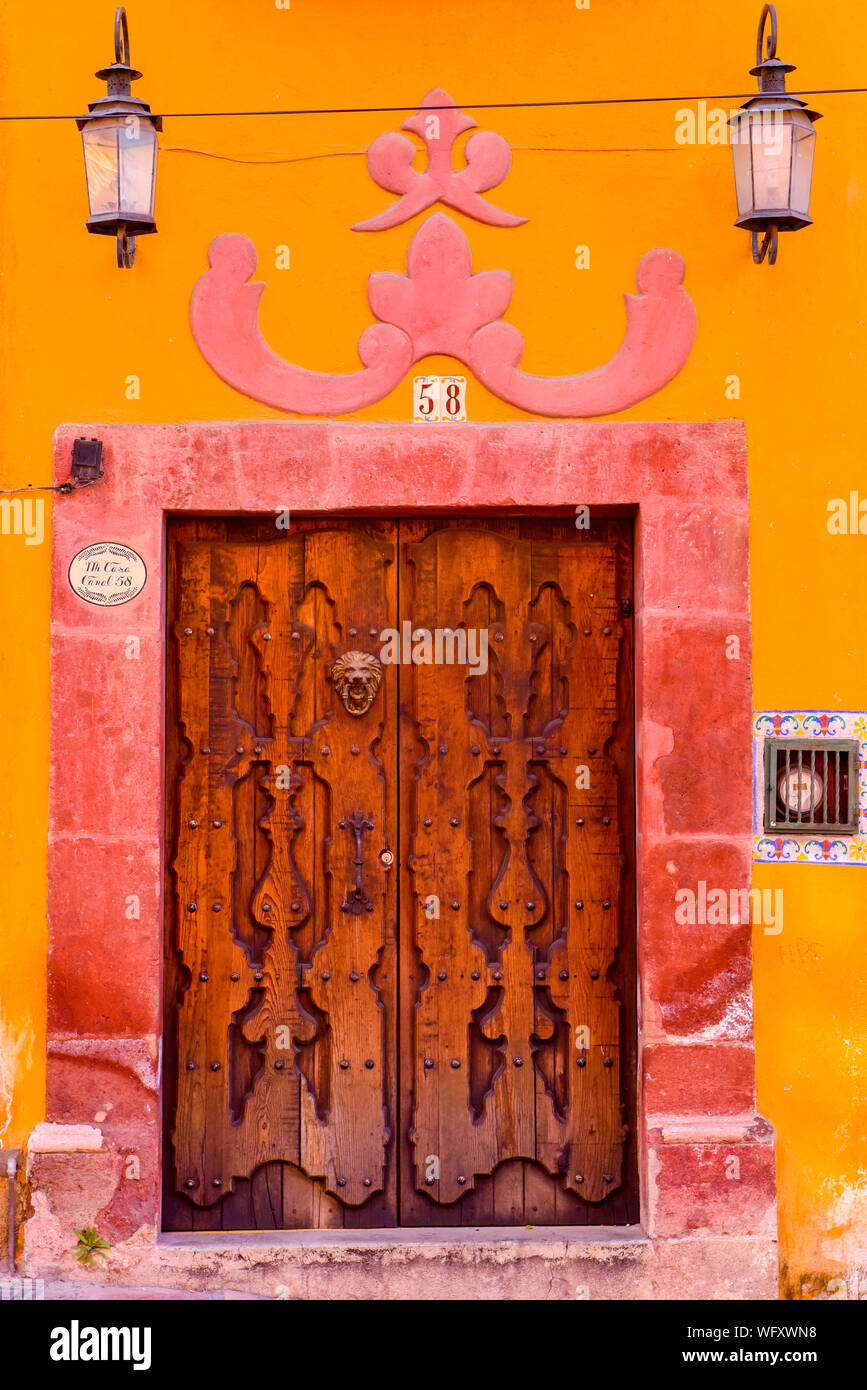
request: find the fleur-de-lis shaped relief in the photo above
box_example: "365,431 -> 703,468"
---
352,88 -> 527,232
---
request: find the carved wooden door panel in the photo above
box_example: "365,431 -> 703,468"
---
164,518 -> 398,1230
164,516 -> 635,1231
397,518 -> 636,1225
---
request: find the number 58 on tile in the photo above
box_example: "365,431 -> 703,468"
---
413,376 -> 467,422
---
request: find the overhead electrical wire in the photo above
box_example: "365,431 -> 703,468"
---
0,481 -> 97,496
0,88 -> 865,122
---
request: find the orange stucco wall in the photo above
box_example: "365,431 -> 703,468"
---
0,0 -> 864,1295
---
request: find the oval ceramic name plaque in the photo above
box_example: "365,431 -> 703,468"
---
68,542 -> 148,607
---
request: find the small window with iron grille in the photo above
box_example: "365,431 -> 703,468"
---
763,739 -> 859,834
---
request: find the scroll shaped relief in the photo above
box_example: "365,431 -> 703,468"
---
191,218 -> 694,418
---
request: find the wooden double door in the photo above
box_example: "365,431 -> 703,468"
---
163,515 -> 636,1230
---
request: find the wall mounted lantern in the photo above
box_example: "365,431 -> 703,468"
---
729,3 -> 820,265
76,8 -> 162,268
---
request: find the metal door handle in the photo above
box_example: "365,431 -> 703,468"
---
339,809 -> 375,914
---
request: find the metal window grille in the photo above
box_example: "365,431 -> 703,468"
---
763,739 -> 858,834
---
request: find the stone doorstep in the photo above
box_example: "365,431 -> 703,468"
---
23,1229 -> 779,1299
158,1225 -> 651,1253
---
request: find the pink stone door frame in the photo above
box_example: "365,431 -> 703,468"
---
44,420 -> 776,1285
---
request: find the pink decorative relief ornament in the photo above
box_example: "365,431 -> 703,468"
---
352,87 -> 527,231
190,90 -> 696,417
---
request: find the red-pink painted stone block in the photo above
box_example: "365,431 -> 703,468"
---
644,1043 -> 756,1115
47,1049 -> 158,1125
48,838 -> 161,1034
53,421 -> 748,513
650,1137 -> 777,1238
28,1144 -> 158,1246
641,618 -> 753,838
640,509 -> 750,614
44,1052 -> 161,1235
639,840 -> 755,1043
49,501 -> 164,635
50,636 -> 163,839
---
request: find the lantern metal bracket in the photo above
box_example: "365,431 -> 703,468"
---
117,228 -> 136,268
752,225 -> 778,265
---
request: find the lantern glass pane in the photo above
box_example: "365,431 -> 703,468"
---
749,112 -> 794,212
731,118 -> 754,217
119,122 -> 158,217
82,117 -> 158,220
789,112 -> 817,216
82,119 -> 122,216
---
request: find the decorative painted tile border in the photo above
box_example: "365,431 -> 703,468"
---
752,711 -> 867,865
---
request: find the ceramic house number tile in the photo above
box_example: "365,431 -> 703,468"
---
413,375 -> 467,422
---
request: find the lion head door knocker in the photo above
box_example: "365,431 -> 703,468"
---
331,650 -> 383,716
